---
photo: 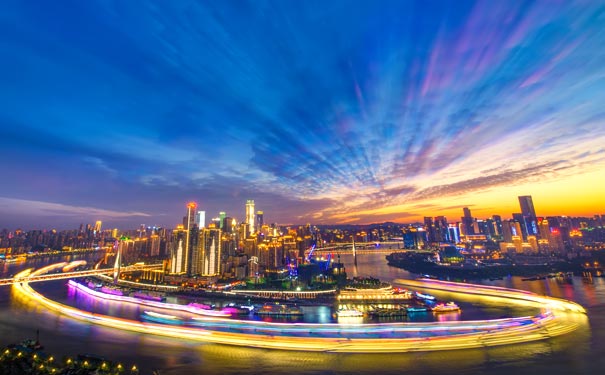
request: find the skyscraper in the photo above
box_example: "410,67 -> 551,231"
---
219,211 -> 226,229
518,195 -> 538,237
461,207 -> 475,235
199,227 -> 222,276
170,225 -> 187,274
183,202 -> 197,274
93,221 -> 102,233
196,210 -> 206,229
256,211 -> 264,233
246,200 -> 255,235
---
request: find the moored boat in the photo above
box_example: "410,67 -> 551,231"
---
256,303 -> 303,316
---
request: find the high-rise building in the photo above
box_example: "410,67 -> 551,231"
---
93,221 -> 102,233
256,211 -> 264,233
461,207 -> 474,235
196,211 -> 206,229
492,215 -> 503,237
183,202 -> 197,274
518,195 -> 538,237
170,225 -> 187,274
448,224 -> 460,244
199,227 -> 222,276
246,200 -> 255,235
512,212 -> 527,240
434,216 -> 449,242
424,217 -> 436,243
222,216 -> 234,233
219,212 -> 226,229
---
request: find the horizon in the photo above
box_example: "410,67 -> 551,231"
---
1,1 -> 604,230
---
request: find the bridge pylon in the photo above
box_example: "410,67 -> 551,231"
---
113,244 -> 122,284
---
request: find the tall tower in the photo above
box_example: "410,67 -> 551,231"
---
518,195 -> 538,237
184,202 -> 197,274
246,200 -> 255,235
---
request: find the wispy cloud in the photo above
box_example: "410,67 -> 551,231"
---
0,197 -> 150,219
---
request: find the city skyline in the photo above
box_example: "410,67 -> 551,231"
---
1,194 -> 602,232
1,1 -> 605,229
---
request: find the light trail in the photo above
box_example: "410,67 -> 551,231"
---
10,264 -> 587,353
0,263 -> 163,286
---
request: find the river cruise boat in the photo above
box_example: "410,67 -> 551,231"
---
336,309 -> 364,317
338,286 -> 413,301
432,302 -> 461,313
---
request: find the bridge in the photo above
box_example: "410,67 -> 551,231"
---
0,263 -> 163,286
306,241 -> 430,256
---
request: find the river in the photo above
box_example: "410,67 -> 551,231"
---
1,252 -> 604,375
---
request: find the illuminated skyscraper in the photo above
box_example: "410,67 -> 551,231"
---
170,225 -> 187,274
182,202 -> 197,274
518,195 -> 538,237
198,227 -> 222,276
246,200 -> 255,235
219,211 -> 226,229
196,211 -> 206,229
93,221 -> 102,233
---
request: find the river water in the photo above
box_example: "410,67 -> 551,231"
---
1,252 -> 604,375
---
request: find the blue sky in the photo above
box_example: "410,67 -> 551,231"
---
1,0 -> 604,229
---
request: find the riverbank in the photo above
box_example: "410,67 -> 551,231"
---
386,252 -> 577,279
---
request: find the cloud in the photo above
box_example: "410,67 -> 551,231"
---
0,1 -> 604,227
0,197 -> 150,219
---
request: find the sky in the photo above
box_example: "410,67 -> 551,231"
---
0,0 -> 604,230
